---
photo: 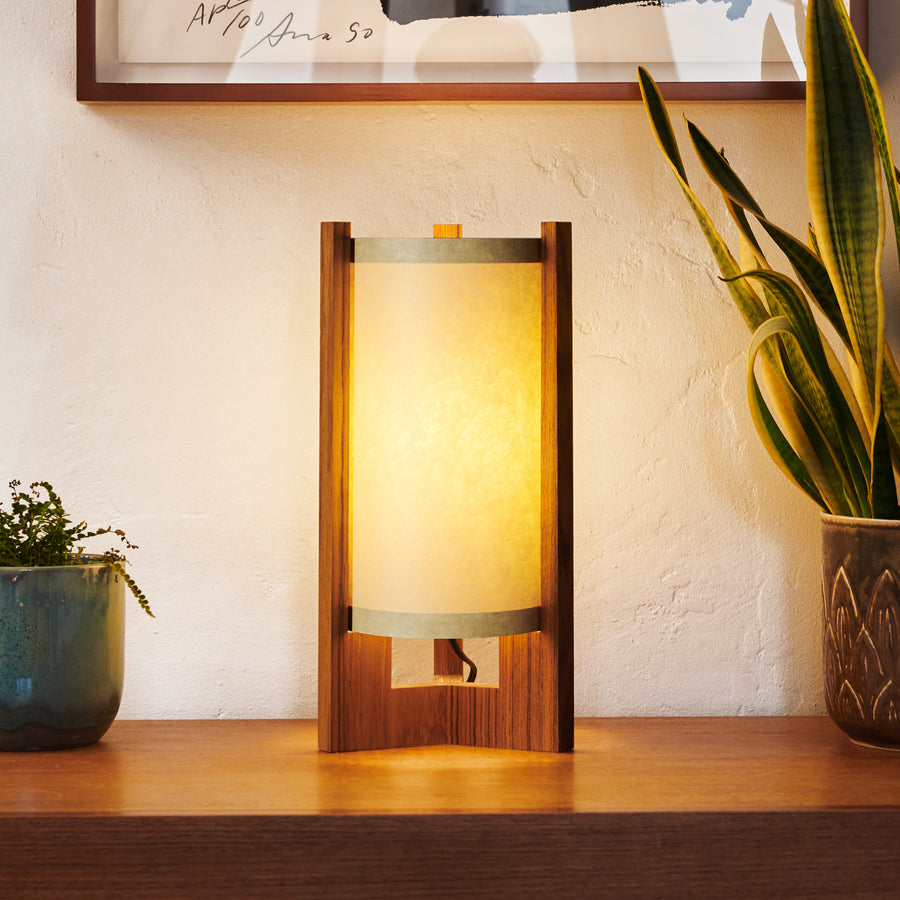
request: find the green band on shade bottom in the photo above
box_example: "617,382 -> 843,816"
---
349,606 -> 541,639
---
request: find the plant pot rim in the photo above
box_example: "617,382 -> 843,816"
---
0,557 -> 112,573
821,512 -> 900,529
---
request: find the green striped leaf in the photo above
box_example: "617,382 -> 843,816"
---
833,0 -> 900,291
748,318 -> 854,515
807,0 -> 885,428
734,269 -> 870,513
871,408 -> 899,518
687,114 -> 850,351
638,67 -> 769,331
749,320 -> 843,513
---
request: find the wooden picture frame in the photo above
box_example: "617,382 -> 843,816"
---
318,222 -> 574,752
77,0 -> 869,103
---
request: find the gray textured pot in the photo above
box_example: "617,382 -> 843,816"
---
822,514 -> 900,750
0,564 -> 125,750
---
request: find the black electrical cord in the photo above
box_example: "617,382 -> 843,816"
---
448,639 -> 477,683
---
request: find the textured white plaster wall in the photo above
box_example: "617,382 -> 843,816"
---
2,3 -> 899,720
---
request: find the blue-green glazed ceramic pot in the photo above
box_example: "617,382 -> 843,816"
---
0,565 -> 125,750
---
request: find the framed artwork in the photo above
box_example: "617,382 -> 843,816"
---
77,0 -> 869,102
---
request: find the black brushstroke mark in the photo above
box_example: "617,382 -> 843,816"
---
381,1 -> 661,24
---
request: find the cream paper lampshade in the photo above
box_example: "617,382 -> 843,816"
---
350,238 -> 542,640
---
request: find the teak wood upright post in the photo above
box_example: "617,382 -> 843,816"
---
319,221 -> 573,752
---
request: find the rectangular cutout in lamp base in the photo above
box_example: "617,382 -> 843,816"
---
318,221 -> 573,752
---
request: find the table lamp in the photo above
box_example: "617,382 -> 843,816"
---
319,222 -> 572,751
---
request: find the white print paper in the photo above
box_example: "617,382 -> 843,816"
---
110,0 -> 817,84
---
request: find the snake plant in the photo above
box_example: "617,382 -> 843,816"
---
639,0 -> 900,519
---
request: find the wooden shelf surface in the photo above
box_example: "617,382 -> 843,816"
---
3,717 -> 900,898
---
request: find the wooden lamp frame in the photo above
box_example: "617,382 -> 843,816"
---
318,221 -> 573,752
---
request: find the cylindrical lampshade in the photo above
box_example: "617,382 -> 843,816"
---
350,238 -> 542,639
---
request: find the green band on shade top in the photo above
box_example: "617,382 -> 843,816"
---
353,238 -> 542,265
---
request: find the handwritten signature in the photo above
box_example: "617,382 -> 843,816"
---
187,2 -> 375,58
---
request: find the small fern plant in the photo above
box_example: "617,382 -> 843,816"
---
0,480 -> 153,617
